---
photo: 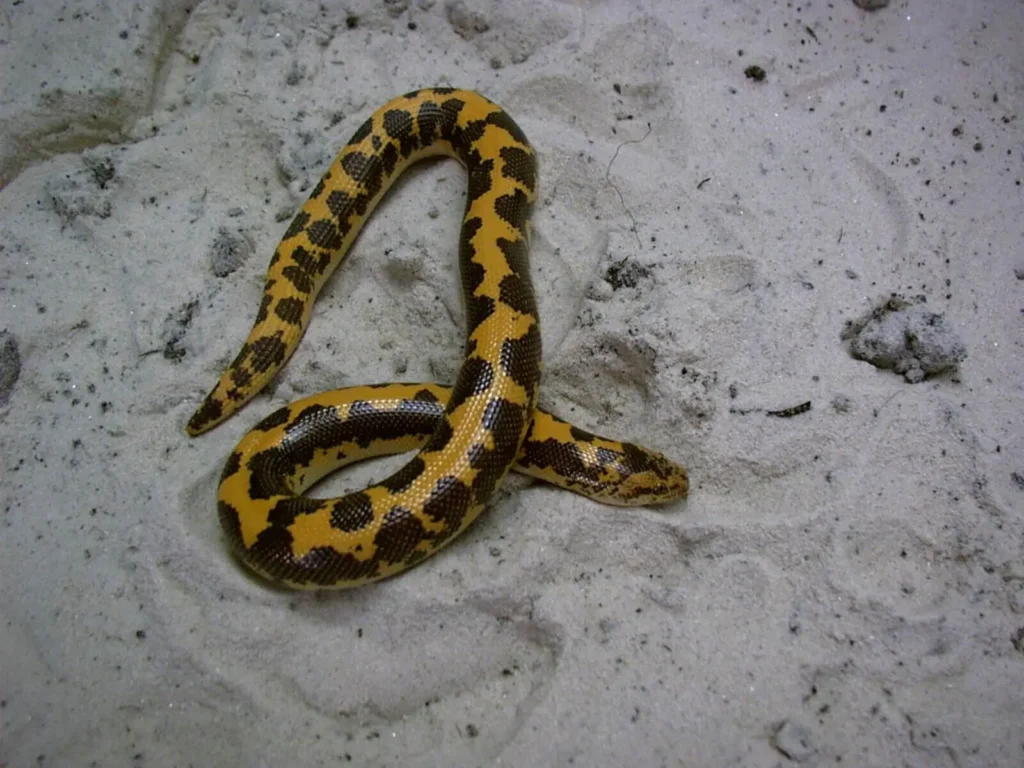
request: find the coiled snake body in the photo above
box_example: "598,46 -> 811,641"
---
187,88 -> 687,589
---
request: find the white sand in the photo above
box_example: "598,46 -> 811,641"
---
2,0 -> 1023,765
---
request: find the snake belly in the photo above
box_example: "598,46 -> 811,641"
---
187,88 -> 688,590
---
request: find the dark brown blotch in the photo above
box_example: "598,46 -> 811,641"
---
497,237 -> 530,279
373,505 -> 428,564
330,492 -> 375,532
187,396 -> 223,433
380,142 -> 400,176
255,291 -> 274,324
466,154 -> 494,205
493,189 -> 532,231
306,219 -> 344,250
382,108 -> 419,158
458,217 -> 484,279
229,364 -> 253,390
519,438 -> 601,483
447,356 -> 495,413
498,323 -> 541,393
326,190 -> 354,222
486,109 -> 530,149
247,332 -> 289,373
348,117 -> 373,145
340,152 -> 384,199
253,405 -> 291,432
220,450 -> 243,482
379,456 -> 426,493
247,448 -> 296,499
412,388 -> 441,403
267,496 -> 324,528
274,296 -> 305,325
499,145 -> 535,190
422,474 -> 473,532
423,416 -> 454,453
469,398 -> 528,500
218,499 -> 243,549
281,245 -> 331,293
282,211 -> 311,240
498,272 -> 535,317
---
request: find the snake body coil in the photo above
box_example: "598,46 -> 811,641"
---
188,88 -> 687,589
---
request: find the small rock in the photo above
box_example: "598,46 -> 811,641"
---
831,394 -> 852,413
446,0 -> 489,39
853,0 -> 890,9
772,720 -> 816,762
209,228 -> 251,277
843,295 -> 966,382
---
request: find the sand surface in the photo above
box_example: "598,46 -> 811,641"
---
2,0 -> 1023,765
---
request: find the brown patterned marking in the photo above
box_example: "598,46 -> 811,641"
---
382,108 -> 418,158
221,451 -> 243,482
436,98 -> 469,146
255,292 -> 274,324
325,190 -> 354,223
465,259 -> 496,331
422,475 -> 473,529
306,219 -> 344,250
253,530 -> 384,586
493,189 -> 532,230
340,152 -> 384,195
267,496 -> 323,528
187,397 -> 223,433
499,146 -> 535,190
251,405 -> 291,432
374,506 -> 428,564
568,424 -> 591,442
246,450 -> 296,499
484,109 -> 529,148
246,332 -> 290,373
447,356 -> 495,413
330,492 -> 375,532
273,296 -> 305,325
498,272 -> 534,316
412,387 -> 441,403
397,396 -> 445,418
218,499 -> 243,546
519,438 -> 602,483
498,324 -> 541,392
457,217 -> 484,279
415,100 -> 444,147
497,236 -> 529,278
347,118 -> 374,146
309,177 -> 326,201
282,211 -> 311,239
379,456 -> 427,493
281,245 -> 330,293
380,142 -> 400,176
465,155 -> 495,205
422,416 -> 454,453
229,364 -> 253,391
469,398 -> 528,500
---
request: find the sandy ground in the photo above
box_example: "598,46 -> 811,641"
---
2,0 -> 1023,765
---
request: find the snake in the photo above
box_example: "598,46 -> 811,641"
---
186,88 -> 688,589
